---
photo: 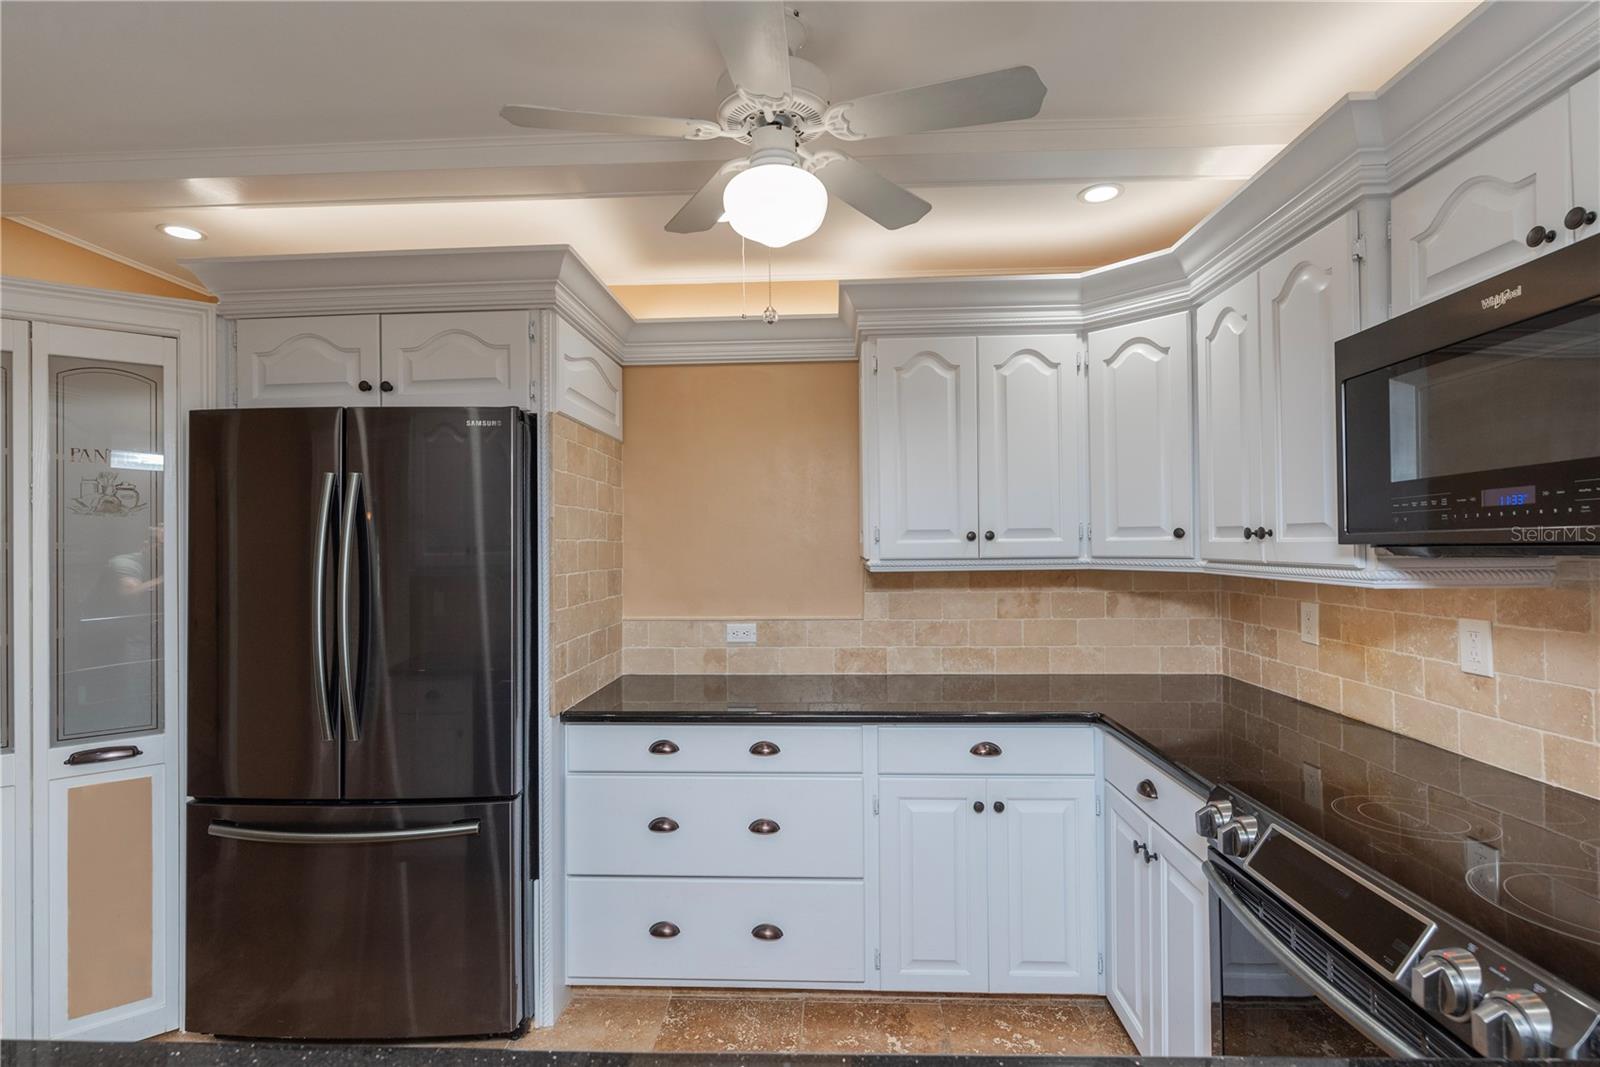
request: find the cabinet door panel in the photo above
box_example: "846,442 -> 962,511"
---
553,317 -> 622,440
977,336 -> 1080,558
1152,826 -> 1213,1057
986,777 -> 1099,993
380,311 -> 530,408
1390,94 -> 1572,313
1260,213 -> 1362,567
235,316 -> 380,408
876,337 -> 979,560
1571,72 -> 1599,242
1104,787 -> 1154,1054
1196,278 -> 1264,564
1088,313 -> 1193,558
879,777 -> 987,991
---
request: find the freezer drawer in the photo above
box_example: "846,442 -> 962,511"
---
186,800 -> 520,1039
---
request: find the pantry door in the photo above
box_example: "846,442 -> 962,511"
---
30,323 -> 181,1040
1,319 -> 33,1038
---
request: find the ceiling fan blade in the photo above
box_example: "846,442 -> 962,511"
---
705,1 -> 792,101
822,66 -> 1047,140
500,105 -> 723,140
809,152 -> 931,230
665,159 -> 749,233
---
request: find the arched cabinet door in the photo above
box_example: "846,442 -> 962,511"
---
1195,277 -> 1264,565
1087,312 -> 1193,559
235,315 -> 380,408
1389,92 -> 1572,315
875,337 -> 979,560
380,311 -> 531,409
977,336 -> 1081,559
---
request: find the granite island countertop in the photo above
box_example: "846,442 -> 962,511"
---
566,672 -> 1600,1000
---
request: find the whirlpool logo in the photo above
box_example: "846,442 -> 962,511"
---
1480,285 -> 1523,310
1511,525 -> 1599,543
465,419 -> 502,428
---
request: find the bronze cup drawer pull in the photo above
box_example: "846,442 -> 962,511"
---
970,741 -> 1002,757
649,921 -> 680,939
648,739 -> 679,755
1136,778 -> 1159,800
748,818 -> 781,835
751,923 -> 784,941
749,740 -> 781,756
64,744 -> 142,766
648,817 -> 680,833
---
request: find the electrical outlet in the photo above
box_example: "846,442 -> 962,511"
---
725,622 -> 758,644
1459,618 -> 1494,677
1299,602 -> 1319,645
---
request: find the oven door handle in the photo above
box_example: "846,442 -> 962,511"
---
1203,861 -> 1424,1060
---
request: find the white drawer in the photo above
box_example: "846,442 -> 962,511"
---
567,775 -> 864,878
1104,733 -> 1207,858
567,724 -> 863,773
878,725 -> 1095,776
567,877 -> 865,983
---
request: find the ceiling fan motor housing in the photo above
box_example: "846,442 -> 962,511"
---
715,56 -> 831,140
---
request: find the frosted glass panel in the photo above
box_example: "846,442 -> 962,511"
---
51,355 -> 165,744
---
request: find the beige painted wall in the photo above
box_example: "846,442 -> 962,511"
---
1,219 -> 215,302
622,361 -> 863,620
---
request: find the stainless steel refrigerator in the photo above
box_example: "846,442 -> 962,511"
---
185,406 -> 532,1040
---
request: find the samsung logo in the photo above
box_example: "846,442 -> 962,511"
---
1480,285 -> 1523,310
465,419 -> 502,427
1510,525 -> 1598,543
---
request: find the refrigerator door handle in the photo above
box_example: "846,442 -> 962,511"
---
312,471 -> 337,742
207,820 -> 480,845
339,471 -> 363,742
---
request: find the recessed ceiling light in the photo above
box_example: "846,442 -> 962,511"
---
1078,183 -> 1123,204
158,224 -> 205,241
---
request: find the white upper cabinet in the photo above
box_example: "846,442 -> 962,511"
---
977,336 -> 1082,558
1087,312 -> 1193,558
235,315 -> 381,408
380,310 -> 531,408
1570,71 -> 1600,243
1196,277 -> 1264,565
876,336 -> 980,560
1259,213 -> 1361,567
1390,92 -> 1573,314
553,317 -> 623,440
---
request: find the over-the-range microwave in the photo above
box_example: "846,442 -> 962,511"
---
1336,236 -> 1599,554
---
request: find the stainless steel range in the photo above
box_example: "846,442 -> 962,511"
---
1198,783 -> 1600,1059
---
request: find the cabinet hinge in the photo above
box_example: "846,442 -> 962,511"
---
874,949 -> 882,971
1385,218 -> 1393,241
872,794 -> 880,815
229,325 -> 239,407
873,526 -> 880,545
528,381 -> 539,405
1095,795 -> 1102,816
872,353 -> 879,374
529,320 -> 537,343
1351,236 -> 1367,262
1097,952 -> 1104,976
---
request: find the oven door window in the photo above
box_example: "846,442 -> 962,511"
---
1341,298 -> 1600,540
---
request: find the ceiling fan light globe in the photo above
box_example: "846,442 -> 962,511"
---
722,162 -> 828,248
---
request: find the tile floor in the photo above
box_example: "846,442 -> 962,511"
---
156,987 -> 1140,1056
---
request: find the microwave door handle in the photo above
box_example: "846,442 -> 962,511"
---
1203,861 -> 1423,1060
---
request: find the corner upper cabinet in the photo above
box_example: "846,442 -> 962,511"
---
977,336 -> 1082,558
1087,312 -> 1193,558
1389,91 -> 1574,314
553,317 -> 623,441
874,336 -> 980,559
380,310 -> 531,408
1196,276 -> 1265,565
235,315 -> 381,407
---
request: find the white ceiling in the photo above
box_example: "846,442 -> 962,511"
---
0,1 -> 1477,293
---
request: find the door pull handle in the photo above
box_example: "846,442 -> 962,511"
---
65,745 -> 142,766
1137,778 -> 1159,799
648,739 -> 679,755
749,740 -> 780,756
970,741 -> 1002,757
748,818 -> 780,834
311,471 -> 337,742
649,921 -> 680,939
751,923 -> 784,941
338,472 -> 363,742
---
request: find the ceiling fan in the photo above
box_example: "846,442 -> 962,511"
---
500,2 -> 1047,248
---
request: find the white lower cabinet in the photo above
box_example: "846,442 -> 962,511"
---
1104,783 -> 1214,1056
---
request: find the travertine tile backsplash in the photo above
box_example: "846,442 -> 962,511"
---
550,415 -> 623,715
620,562 -> 1600,798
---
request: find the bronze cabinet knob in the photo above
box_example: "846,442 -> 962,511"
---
748,818 -> 780,835
357,380 -> 373,392
749,740 -> 780,756
1564,206 -> 1597,230
993,801 -> 1006,814
649,921 -> 680,939
648,817 -> 679,833
1173,527 -> 1186,539
965,531 -> 977,541
973,801 -> 985,813
1137,778 -> 1159,800
379,380 -> 394,393
648,739 -> 679,755
970,741 -> 1002,757
1525,224 -> 1557,247
751,923 -> 784,941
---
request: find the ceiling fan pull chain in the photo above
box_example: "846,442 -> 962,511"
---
741,236 -> 749,320
764,251 -> 780,325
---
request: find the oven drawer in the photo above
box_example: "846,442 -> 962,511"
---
878,725 -> 1095,776
567,724 -> 863,773
566,774 -> 865,878
1105,733 -> 1207,857
567,877 -> 866,983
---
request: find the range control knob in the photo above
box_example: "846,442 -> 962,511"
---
1410,948 -> 1483,1021
1472,990 -> 1554,1060
1218,813 -> 1260,858
1194,799 -> 1234,839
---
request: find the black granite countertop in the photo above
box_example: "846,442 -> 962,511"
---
566,673 -> 1600,1001
0,1041 -> 1479,1067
